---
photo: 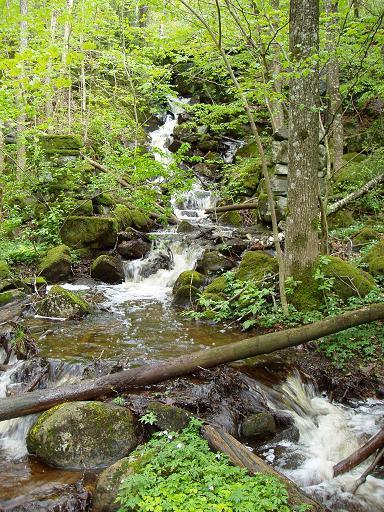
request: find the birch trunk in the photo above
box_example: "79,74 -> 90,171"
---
285,0 -> 320,278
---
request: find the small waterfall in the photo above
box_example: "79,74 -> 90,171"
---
266,372 -> 384,512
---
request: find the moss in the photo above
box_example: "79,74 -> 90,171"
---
328,210 -> 354,229
352,227 -> 380,245
241,412 -> 277,439
172,285 -> 200,306
0,290 -> 26,305
218,211 -> 243,227
36,284 -> 90,318
91,254 -> 124,284
203,276 -> 227,296
38,245 -> 72,283
60,216 -> 118,249
71,199 -> 93,216
236,251 -> 278,282
173,271 -> 204,295
0,260 -> 10,279
39,134 -> 82,155
289,265 -> 323,311
147,402 -> 190,431
236,141 -> 259,158
363,240 -> 384,276
114,204 -> 152,231
196,251 -> 235,276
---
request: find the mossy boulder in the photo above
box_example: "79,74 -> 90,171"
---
22,276 -> 47,294
26,401 -> 139,470
363,240 -> 384,276
177,220 -> 195,233
147,402 -> 191,431
328,210 -> 354,229
241,412 -> 277,440
236,141 -> 259,158
93,457 -> 137,512
117,239 -> 151,260
203,275 -> 227,295
71,199 -> 94,216
172,270 -> 205,295
352,227 -> 380,245
38,245 -> 72,283
172,285 -> 200,307
36,285 -> 90,318
91,255 -> 125,284
0,260 -> 10,279
0,290 -> 27,306
61,216 -> 118,249
196,251 -> 235,276
291,256 -> 377,311
39,134 -> 82,156
218,211 -> 243,227
236,251 -> 278,282
114,204 -> 153,232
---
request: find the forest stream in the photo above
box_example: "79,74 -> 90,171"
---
0,99 -> 383,512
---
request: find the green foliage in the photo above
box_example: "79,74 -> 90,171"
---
139,411 -> 158,426
318,322 -> 384,369
117,419 -> 293,512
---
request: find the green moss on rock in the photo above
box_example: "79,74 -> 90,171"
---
363,240 -> 384,276
72,199 -> 93,216
39,134 -> 82,155
0,260 -> 10,279
203,275 -> 227,295
114,204 -> 152,232
172,285 -> 200,307
218,211 -> 243,227
241,412 -> 277,440
26,401 -> 139,470
236,251 -> 278,282
196,251 -> 235,276
36,285 -> 90,318
324,256 -> 376,300
328,210 -> 354,229
352,227 -> 380,245
61,216 -> 118,249
38,245 -> 72,283
173,271 -> 205,295
0,290 -> 26,306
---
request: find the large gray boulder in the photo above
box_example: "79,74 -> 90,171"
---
91,255 -> 125,284
27,401 -> 139,470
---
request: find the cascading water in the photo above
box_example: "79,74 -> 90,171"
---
260,372 -> 384,512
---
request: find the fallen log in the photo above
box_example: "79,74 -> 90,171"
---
350,447 -> 384,494
202,425 -> 327,511
327,173 -> 384,215
333,427 -> 384,477
0,303 -> 383,422
205,202 -> 259,214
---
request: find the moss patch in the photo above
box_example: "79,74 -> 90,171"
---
203,275 -> 227,295
38,245 -> 72,283
61,216 -> 118,249
218,211 -> 243,227
39,134 -> 82,155
0,290 -> 26,306
352,227 -> 380,245
0,260 -> 10,279
114,204 -> 152,231
236,251 -> 278,282
36,285 -> 90,318
363,240 -> 384,276
328,210 -> 354,229
173,271 -> 205,295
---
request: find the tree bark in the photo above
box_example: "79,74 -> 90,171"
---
205,202 -> 259,214
285,0 -> 320,278
325,0 -> 344,173
327,173 -> 384,214
202,425 -> 327,511
62,0 -> 74,131
333,427 -> 384,477
1,304 -> 383,421
45,8 -> 58,132
16,0 -> 28,178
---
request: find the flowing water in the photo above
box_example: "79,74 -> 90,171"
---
0,98 -> 383,511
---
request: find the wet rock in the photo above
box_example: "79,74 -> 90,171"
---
172,285 -> 200,307
35,285 -> 90,318
91,255 -> 125,284
147,402 -> 191,431
241,412 -> 277,440
272,126 -> 289,141
117,240 -> 151,260
177,220 -> 196,233
0,260 -> 10,279
27,401 -> 139,470
173,270 -> 205,295
38,245 -> 72,283
273,425 -> 300,444
216,238 -> 249,257
218,211 -> 243,227
139,250 -> 173,278
118,229 -> 151,243
61,216 -> 118,249
114,204 -> 153,232
196,250 -> 235,276
271,140 -> 288,164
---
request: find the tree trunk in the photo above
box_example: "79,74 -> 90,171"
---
333,427 -> 384,477
16,0 -> 28,178
0,303 -> 383,421
202,425 -> 327,511
285,0 -> 320,278
45,8 -> 58,132
325,0 -> 344,173
62,0 -> 74,131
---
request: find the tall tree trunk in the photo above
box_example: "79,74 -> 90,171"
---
45,8 -> 58,132
285,0 -> 320,279
325,0 -> 343,173
16,0 -> 28,178
62,0 -> 74,131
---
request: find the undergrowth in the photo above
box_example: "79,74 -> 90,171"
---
117,418 -> 303,512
